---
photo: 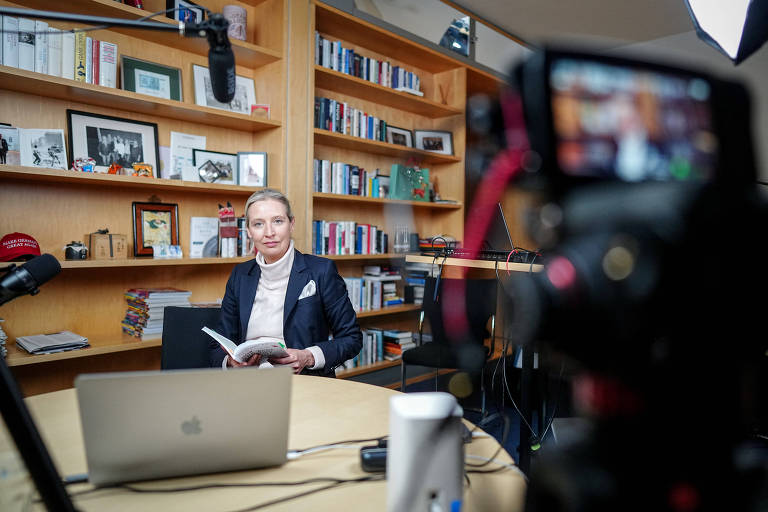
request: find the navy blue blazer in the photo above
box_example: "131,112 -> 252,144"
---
210,249 -> 362,375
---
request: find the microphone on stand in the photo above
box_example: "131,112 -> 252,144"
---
0,254 -> 61,306
184,13 -> 236,104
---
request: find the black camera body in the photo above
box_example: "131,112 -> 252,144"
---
500,48 -> 768,511
64,241 -> 88,260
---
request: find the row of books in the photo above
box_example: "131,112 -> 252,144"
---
121,288 -> 192,339
343,273 -> 402,313
0,318 -> 6,358
313,159 -> 390,198
340,328 -> 416,369
314,32 -> 422,95
314,96 -> 388,141
1,15 -> 117,87
312,220 -> 389,256
404,261 -> 440,305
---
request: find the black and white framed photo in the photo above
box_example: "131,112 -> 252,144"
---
192,64 -> 255,115
237,151 -> 267,187
19,128 -> 67,170
386,126 -> 413,147
0,126 -> 22,166
193,149 -> 237,184
414,130 -> 453,155
121,56 -> 182,101
166,0 -> 205,23
67,110 -> 159,173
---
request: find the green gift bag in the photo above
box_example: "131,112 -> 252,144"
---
389,164 -> 430,201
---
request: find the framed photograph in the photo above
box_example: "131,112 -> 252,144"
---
193,64 -> 255,115
132,202 -> 179,257
121,56 -> 182,101
414,130 -> 454,155
67,109 -> 159,173
0,126 -> 22,166
192,149 -> 237,184
386,126 -> 413,148
19,128 -> 67,170
166,0 -> 205,23
237,151 -> 267,187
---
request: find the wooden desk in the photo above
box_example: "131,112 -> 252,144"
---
5,376 -> 526,511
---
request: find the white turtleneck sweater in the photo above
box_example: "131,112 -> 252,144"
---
223,241 -> 324,369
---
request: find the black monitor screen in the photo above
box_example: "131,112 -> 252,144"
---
549,58 -> 718,182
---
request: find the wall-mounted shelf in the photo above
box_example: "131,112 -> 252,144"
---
356,304 -> 420,318
314,129 -> 460,164
5,333 -> 161,367
313,192 -> 461,209
58,257 -> 251,269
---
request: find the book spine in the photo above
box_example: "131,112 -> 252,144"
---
74,32 -> 87,82
92,39 -> 99,85
46,27 -> 62,77
98,41 -> 117,87
61,31 -> 75,80
2,16 -> 19,68
34,20 -> 48,74
17,18 -> 35,71
85,36 -> 92,84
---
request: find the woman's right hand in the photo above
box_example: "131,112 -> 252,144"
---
226,353 -> 262,367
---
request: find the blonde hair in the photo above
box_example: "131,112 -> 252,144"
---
244,188 -> 294,221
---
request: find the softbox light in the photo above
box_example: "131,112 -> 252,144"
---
684,0 -> 768,64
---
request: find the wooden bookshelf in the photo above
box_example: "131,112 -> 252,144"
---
356,303 -> 420,318
5,334 -> 162,367
59,257 -> 251,269
314,129 -> 461,164
313,192 -> 461,209
323,253 -> 404,261
335,359 -> 400,378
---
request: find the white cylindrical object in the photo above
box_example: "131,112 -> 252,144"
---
387,392 -> 464,512
222,5 -> 248,41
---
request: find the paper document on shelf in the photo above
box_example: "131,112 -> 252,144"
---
202,327 -> 289,363
15,330 -> 89,355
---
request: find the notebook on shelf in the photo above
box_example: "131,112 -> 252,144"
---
75,366 -> 292,486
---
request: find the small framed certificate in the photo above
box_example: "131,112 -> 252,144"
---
120,56 -> 182,101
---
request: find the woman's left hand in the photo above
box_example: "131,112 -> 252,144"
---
271,348 -> 315,374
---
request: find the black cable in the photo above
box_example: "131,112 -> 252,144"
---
465,411 -> 511,468
290,435 -> 386,454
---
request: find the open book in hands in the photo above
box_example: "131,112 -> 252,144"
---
202,327 -> 289,364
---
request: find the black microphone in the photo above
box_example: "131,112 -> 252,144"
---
185,14 -> 236,104
0,254 -> 61,306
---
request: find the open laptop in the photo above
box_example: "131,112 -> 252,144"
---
75,366 -> 292,486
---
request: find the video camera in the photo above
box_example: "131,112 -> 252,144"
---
499,48 -> 768,510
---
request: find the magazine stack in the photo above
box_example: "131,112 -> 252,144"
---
122,288 -> 192,339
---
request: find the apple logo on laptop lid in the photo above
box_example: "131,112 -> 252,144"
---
181,416 -> 202,435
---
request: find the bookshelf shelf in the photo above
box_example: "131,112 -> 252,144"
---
0,67 -> 283,132
314,129 -> 461,164
335,358 -> 400,378
5,333 -> 161,367
314,66 -> 462,118
356,304 -> 420,318
59,256 -> 251,269
313,192 -> 461,209
0,166 -> 260,194
16,0 -> 282,67
323,253 -> 404,261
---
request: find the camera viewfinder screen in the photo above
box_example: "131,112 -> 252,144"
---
550,58 -> 718,182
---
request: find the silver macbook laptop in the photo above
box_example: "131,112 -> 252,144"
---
75,366 -> 292,486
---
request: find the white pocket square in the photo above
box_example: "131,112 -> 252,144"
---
298,280 -> 316,300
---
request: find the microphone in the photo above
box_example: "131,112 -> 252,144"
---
185,14 -> 236,104
0,254 -> 61,306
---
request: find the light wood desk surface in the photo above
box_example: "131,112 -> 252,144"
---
12,375 -> 525,511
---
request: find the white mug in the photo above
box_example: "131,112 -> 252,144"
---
222,5 -> 247,41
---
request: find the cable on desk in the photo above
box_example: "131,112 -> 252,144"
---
288,435 -> 386,457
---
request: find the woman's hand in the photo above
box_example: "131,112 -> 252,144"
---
225,353 -> 262,367
271,348 -> 314,374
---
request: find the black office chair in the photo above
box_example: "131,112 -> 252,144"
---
401,277 -> 497,414
161,306 -> 222,369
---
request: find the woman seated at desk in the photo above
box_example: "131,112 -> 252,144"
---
210,189 -> 362,375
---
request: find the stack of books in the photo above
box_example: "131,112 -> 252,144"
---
0,318 -> 7,358
341,327 -> 384,370
382,329 -> 415,360
404,261 -> 437,305
15,331 -> 89,355
122,288 -> 192,339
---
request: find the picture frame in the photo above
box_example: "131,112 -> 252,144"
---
121,56 -> 182,101
386,126 -> 413,148
19,128 -> 66,169
414,130 -> 454,155
165,0 -> 205,23
67,109 -> 159,173
237,151 -> 268,187
192,64 -> 256,115
192,148 -> 237,184
132,202 -> 179,257
0,126 -> 20,166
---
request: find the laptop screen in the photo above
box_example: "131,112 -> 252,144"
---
483,203 -> 515,252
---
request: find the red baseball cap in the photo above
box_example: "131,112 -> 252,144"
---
0,232 -> 41,261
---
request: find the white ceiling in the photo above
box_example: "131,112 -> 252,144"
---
448,0 -> 697,48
